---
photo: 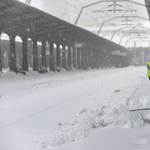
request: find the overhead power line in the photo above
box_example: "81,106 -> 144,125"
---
63,0 -> 99,21
25,0 -> 31,4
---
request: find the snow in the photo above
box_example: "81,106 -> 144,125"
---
0,66 -> 150,150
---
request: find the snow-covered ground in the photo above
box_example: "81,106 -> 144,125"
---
0,66 -> 150,150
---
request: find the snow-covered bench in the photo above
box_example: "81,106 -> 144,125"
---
17,67 -> 26,75
38,66 -> 48,74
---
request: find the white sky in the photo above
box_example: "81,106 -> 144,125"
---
17,0 -> 43,10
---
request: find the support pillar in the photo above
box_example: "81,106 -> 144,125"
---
81,49 -> 84,69
93,50 -> 96,69
22,36 -> 28,71
73,45 -> 77,69
85,49 -> 88,70
87,49 -> 90,68
49,42 -> 55,72
10,35 -> 17,72
96,49 -> 101,68
1,51 -> 4,68
67,45 -> 71,70
77,48 -> 81,70
56,43 -> 61,69
62,45 -> 66,69
41,40 -> 46,67
88,49 -> 91,69
89,49 -> 94,69
33,39 -> 38,71
101,51 -> 105,68
0,34 -> 2,72
19,52 -> 22,67
28,41 -> 32,68
94,49 -> 99,69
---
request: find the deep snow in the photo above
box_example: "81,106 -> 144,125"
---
0,66 -> 150,150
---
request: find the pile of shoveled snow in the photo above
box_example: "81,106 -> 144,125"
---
27,95 -> 150,150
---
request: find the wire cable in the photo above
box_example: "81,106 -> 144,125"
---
63,0 -> 98,21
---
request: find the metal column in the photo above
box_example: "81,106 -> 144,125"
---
10,35 -> 17,72
95,49 -> 100,68
22,37 -> 28,71
56,43 -> 61,69
84,49 -> 88,70
49,42 -> 55,72
77,48 -> 81,70
62,45 -> 66,69
68,45 -> 71,70
89,49 -> 94,69
81,49 -> 85,69
27,40 -> 32,68
33,39 -> 38,71
73,45 -> 77,69
41,40 -> 46,67
0,34 -> 2,72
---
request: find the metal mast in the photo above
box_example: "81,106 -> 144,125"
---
25,0 -> 31,4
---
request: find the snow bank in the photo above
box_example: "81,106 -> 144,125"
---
29,96 -> 150,150
130,95 -> 150,110
1,66 -> 149,150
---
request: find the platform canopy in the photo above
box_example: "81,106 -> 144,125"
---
145,0 -> 150,19
0,0 -> 127,50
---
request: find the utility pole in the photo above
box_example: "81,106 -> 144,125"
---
74,0 -> 145,25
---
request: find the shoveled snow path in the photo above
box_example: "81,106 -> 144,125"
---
54,72 -> 150,150
0,66 -> 147,150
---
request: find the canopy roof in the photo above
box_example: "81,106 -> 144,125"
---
0,0 -> 127,50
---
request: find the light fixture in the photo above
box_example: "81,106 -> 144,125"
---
26,28 -> 30,32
